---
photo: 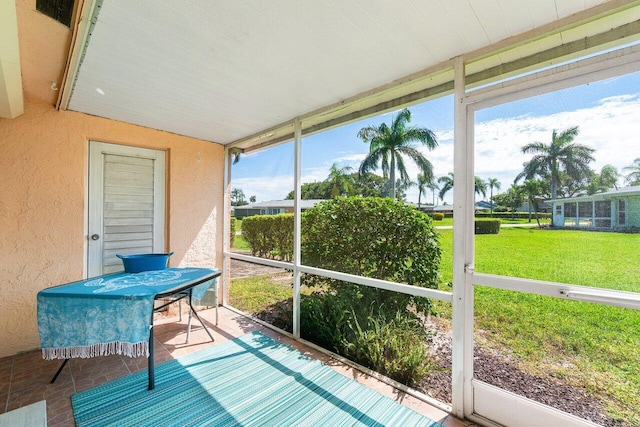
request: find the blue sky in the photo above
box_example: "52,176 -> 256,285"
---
232,70 -> 640,204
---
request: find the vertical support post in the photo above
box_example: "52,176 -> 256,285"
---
221,147 -> 232,307
292,120 -> 302,339
451,55 -> 474,419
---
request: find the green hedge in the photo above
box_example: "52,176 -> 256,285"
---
230,217 -> 236,247
299,197 -> 441,386
475,212 -> 551,220
432,212 -> 444,221
241,214 -> 293,260
475,219 -> 501,234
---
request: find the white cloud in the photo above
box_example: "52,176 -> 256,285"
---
232,175 -> 294,202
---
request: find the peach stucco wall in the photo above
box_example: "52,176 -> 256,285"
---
0,1 -> 225,358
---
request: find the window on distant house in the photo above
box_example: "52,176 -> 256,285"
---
618,199 -> 626,225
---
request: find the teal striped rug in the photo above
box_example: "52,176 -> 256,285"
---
72,331 -> 443,426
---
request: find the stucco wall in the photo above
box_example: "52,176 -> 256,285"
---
0,98 -> 224,358
0,2 -> 225,358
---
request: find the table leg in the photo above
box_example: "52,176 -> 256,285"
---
148,321 -> 155,390
186,294 -> 192,344
50,359 -> 69,383
188,289 -> 215,342
215,279 -> 219,326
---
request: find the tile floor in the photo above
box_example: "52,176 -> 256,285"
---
0,306 -> 476,427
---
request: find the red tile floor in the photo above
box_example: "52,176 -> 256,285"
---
0,306 -> 475,426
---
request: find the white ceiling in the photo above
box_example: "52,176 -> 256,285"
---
64,0 -> 636,147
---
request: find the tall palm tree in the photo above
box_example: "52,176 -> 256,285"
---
516,126 -> 595,200
358,108 -> 438,199
326,163 -> 354,198
623,158 -> 640,186
487,178 -> 501,214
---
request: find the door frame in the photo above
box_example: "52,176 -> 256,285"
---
459,45 -> 640,426
86,141 -> 167,278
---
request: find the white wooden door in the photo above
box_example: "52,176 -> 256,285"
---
88,142 -> 166,277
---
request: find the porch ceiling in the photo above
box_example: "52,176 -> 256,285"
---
61,0 -> 639,149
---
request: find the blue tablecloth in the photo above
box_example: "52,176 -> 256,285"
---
37,268 -> 219,360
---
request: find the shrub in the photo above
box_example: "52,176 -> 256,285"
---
614,225 -> 640,233
343,309 -> 435,386
475,218 -> 501,234
298,197 -> 441,385
475,211 -> 551,220
241,214 -> 293,260
301,197 -> 441,314
230,217 -> 236,247
432,212 -> 444,221
300,293 -> 435,386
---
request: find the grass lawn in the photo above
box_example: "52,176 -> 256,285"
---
232,233 -> 251,251
229,272 -> 294,314
438,228 -> 640,424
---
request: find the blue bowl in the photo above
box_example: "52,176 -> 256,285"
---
116,252 -> 174,273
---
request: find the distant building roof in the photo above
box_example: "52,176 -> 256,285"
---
432,204 -> 453,212
235,199 -> 326,210
549,186 -> 640,202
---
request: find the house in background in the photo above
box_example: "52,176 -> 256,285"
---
233,199 -> 326,219
551,186 -> 640,230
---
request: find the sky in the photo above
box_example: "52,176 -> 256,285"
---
232,70 -> 640,205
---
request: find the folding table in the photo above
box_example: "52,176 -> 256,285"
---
37,267 -> 221,390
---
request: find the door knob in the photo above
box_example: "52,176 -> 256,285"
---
91,234 -> 100,241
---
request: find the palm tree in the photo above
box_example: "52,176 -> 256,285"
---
437,172 -> 454,201
230,188 -> 246,206
327,163 -> 354,198
623,158 -> 640,186
521,179 -> 545,226
586,165 -> 620,195
358,108 -> 438,199
416,172 -> 435,209
515,126 -> 595,200
599,165 -> 619,190
428,180 -> 439,206
437,173 -> 487,202
487,178 -> 501,214
475,177 -> 487,201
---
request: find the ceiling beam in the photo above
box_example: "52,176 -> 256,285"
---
466,19 -> 640,87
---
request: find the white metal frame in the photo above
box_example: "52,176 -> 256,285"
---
463,43 -> 640,427
220,41 -> 640,427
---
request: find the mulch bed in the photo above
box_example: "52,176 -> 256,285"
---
419,319 -> 626,427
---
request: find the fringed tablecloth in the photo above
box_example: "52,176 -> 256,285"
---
37,267 -> 219,360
